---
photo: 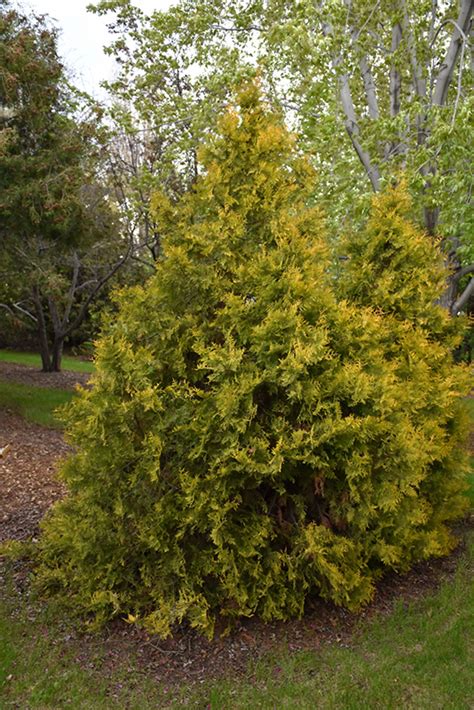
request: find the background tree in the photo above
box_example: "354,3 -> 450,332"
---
0,1 -> 135,371
90,0 -> 474,314
90,0 -> 258,266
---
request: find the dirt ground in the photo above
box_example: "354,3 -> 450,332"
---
0,360 -> 472,685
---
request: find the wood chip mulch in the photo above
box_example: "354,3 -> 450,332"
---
0,410 -> 68,542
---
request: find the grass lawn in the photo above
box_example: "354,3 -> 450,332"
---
0,349 -> 94,373
0,381 -> 73,428
466,398 -> 474,506
0,531 -> 472,709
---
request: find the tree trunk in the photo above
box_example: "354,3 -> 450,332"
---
439,271 -> 459,312
33,285 -> 53,372
51,337 -> 64,373
423,205 -> 440,237
38,338 -> 53,372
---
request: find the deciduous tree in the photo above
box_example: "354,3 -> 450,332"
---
90,0 -> 474,312
0,1 -> 131,371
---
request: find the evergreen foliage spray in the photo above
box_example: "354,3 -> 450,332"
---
37,84 -> 471,637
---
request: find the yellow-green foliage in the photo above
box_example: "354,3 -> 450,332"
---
341,183 -> 452,329
36,84 -> 471,638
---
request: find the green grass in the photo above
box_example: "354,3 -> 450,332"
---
0,532 -> 472,709
0,349 -> 94,373
203,540 -> 474,710
464,398 -> 474,505
0,381 -> 73,428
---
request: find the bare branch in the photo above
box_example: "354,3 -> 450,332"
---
344,1 -> 380,120
59,243 -> 133,340
1,301 -> 38,323
450,29 -> 467,127
321,16 -> 380,191
61,251 -> 81,328
390,23 -> 402,117
356,0 -> 381,38
359,55 -> 379,119
452,276 -> 474,314
209,23 -> 263,32
32,285 -> 50,368
131,253 -> 157,269
48,296 -> 61,332
429,0 -> 439,44
400,0 -> 427,99
0,303 -> 16,318
452,263 -> 474,284
339,75 -> 380,191
432,0 -> 473,107
73,278 -> 101,293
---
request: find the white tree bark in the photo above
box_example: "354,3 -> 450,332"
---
432,0 -> 473,107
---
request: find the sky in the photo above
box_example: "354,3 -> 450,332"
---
16,0 -> 174,97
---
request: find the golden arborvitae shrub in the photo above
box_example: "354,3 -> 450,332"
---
36,85 -> 471,638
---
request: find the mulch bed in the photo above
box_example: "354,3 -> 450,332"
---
84,525 -> 471,689
0,361 -> 473,688
0,360 -> 90,390
0,410 -> 68,542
